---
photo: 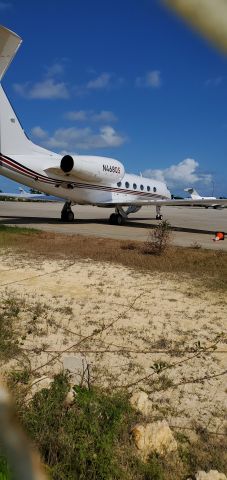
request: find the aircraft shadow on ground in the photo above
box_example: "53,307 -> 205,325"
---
0,215 -> 223,235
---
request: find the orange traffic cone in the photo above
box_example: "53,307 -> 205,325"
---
213,232 -> 225,241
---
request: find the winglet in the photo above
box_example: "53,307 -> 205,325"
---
0,25 -> 22,81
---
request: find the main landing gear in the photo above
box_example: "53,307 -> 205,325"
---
109,207 -> 127,225
109,212 -> 124,225
109,205 -> 164,225
61,201 -> 74,222
155,205 -> 163,221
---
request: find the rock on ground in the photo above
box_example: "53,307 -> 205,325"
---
188,471 -> 227,480
131,420 -> 177,460
130,391 -> 152,416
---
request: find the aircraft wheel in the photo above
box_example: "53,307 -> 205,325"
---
61,210 -> 74,222
66,211 -> 74,222
109,213 -> 117,225
156,214 -> 163,220
116,213 -> 123,225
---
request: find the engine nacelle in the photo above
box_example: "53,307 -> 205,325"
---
60,155 -> 125,184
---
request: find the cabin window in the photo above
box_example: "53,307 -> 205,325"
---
117,182 -> 121,187
140,184 -> 144,191
147,186 -> 150,192
153,187 -> 157,192
125,181 -> 130,188
133,183 -> 137,189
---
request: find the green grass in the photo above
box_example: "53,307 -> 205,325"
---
21,374 -> 136,479
0,457 -> 11,480
0,225 -> 39,234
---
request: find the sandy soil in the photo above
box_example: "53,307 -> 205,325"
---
0,252 -> 226,433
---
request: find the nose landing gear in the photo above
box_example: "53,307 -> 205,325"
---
156,205 -> 163,220
61,201 -> 74,222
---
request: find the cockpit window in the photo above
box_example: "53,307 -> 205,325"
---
117,182 -> 121,187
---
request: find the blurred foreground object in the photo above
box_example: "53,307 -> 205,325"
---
0,380 -> 47,480
163,0 -> 227,53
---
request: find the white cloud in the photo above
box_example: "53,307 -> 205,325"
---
73,73 -> 124,95
64,110 -> 117,123
64,110 -> 88,121
143,158 -> 212,188
42,125 -> 127,150
45,62 -> 65,78
13,79 -> 69,99
86,73 -> 112,90
13,59 -> 69,100
31,126 -> 48,139
0,2 -> 12,10
92,110 -> 117,122
136,70 -> 161,88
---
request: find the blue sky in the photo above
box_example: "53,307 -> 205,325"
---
0,0 -> 227,195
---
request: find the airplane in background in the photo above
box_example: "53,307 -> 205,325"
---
0,25 -> 227,226
0,187 -> 63,201
184,188 -> 224,209
0,187 -> 50,200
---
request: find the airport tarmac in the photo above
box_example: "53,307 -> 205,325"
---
0,201 -> 227,250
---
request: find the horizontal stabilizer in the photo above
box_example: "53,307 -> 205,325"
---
0,25 -> 22,81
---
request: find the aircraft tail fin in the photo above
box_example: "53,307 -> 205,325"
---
0,25 -> 22,81
19,187 -> 29,195
0,25 -> 54,157
0,25 -> 39,155
184,187 -> 200,199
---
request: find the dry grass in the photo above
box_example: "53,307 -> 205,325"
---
0,226 -> 227,290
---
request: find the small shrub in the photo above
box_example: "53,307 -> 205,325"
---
21,374 -> 136,480
142,221 -> 172,256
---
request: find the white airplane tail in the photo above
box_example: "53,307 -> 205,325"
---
0,25 -> 43,156
184,187 -> 200,199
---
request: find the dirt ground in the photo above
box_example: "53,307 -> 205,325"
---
1,251 -> 227,434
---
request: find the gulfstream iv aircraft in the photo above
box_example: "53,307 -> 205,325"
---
0,25 -> 227,224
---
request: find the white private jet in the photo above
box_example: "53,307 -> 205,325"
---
0,187 -> 53,200
184,188 -> 224,209
0,25 -> 227,225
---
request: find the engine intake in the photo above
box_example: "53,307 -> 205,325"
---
60,155 -> 74,173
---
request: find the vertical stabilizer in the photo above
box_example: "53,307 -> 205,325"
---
184,187 -> 200,199
0,25 -> 38,155
0,25 -> 22,81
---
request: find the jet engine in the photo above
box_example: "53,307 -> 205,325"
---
60,155 -> 125,184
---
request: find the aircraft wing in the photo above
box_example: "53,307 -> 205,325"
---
97,198 -> 227,207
